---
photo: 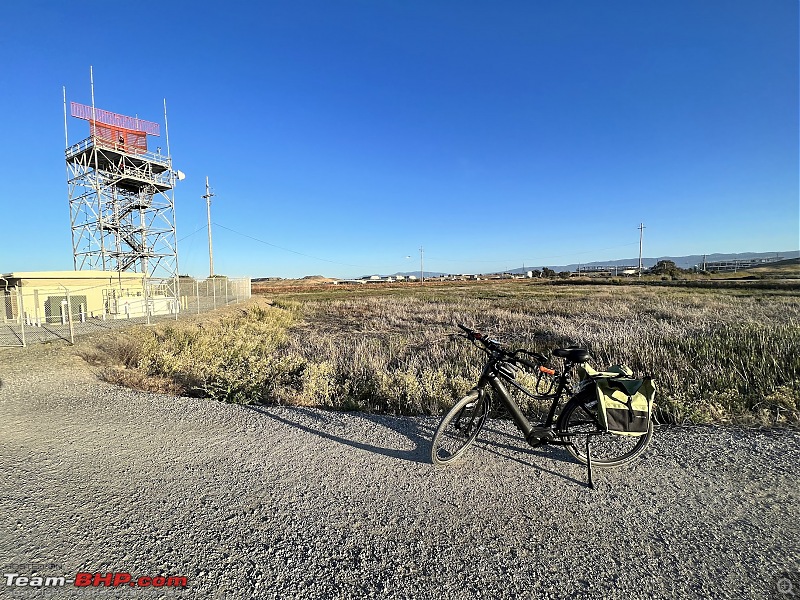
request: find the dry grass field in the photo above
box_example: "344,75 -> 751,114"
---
89,280 -> 800,426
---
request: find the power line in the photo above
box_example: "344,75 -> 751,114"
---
177,225 -> 208,243
204,223 -> 646,275
213,223 -> 372,269
426,241 -> 641,264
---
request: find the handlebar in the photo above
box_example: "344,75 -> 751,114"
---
458,323 -> 499,350
457,323 -> 553,374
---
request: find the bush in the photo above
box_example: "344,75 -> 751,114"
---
93,287 -> 800,425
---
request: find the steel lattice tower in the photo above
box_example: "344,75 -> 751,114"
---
64,97 -> 178,280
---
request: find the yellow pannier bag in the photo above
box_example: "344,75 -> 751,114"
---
594,375 -> 655,436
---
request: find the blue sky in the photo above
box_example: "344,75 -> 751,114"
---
1,1 -> 797,278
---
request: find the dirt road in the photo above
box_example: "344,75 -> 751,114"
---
1,341 -> 798,599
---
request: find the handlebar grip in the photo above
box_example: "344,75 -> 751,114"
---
458,323 -> 486,341
516,357 -> 538,371
514,355 -> 557,376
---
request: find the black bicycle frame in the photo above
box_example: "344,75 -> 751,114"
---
456,324 -> 621,489
474,357 -> 577,446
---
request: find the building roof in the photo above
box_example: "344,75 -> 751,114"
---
1,270 -> 146,283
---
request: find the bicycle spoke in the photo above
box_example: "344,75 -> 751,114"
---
558,392 -> 653,467
431,393 -> 488,465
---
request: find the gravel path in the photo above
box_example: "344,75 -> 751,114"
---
1,341 -> 798,599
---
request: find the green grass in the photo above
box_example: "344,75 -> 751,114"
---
94,282 -> 800,426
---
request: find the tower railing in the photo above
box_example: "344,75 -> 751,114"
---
65,136 -> 172,169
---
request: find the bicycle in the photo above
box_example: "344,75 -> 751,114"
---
430,324 -> 654,488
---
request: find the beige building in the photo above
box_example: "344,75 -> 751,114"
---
1,270 -> 176,324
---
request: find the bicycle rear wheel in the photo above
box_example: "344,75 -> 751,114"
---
431,390 -> 489,465
557,391 -> 653,468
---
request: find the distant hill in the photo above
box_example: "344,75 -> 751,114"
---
505,250 -> 800,274
259,251 -> 799,281
380,251 -> 799,278
251,276 -> 337,286
711,257 -> 800,279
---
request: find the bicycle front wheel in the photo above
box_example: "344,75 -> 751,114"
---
557,391 -> 653,468
431,390 -> 489,465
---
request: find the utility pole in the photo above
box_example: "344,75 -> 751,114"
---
420,246 -> 424,284
203,176 -> 215,278
638,222 -> 645,278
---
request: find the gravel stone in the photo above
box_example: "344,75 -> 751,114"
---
0,341 -> 798,599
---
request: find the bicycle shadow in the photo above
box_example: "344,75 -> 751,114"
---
476,426 -> 586,486
481,424 -> 581,464
245,405 -> 587,487
244,404 -> 436,465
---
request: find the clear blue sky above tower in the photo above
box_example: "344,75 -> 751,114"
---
1,0 -> 797,278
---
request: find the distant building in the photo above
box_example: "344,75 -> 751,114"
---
702,257 -> 783,272
1,270 -> 177,324
580,265 -> 638,274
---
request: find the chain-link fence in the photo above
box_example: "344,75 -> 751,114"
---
0,277 -> 251,347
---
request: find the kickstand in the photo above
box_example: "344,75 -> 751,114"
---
586,436 -> 595,490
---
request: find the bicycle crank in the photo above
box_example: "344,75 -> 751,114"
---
526,426 -> 556,446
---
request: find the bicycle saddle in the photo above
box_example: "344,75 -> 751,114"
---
552,347 -> 591,363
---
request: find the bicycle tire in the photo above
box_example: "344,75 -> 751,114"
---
431,390 -> 489,465
557,389 -> 653,468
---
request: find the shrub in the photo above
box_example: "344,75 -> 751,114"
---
92,286 -> 800,425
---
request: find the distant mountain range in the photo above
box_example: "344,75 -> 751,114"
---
515,250 -> 799,274
375,250 -> 799,278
